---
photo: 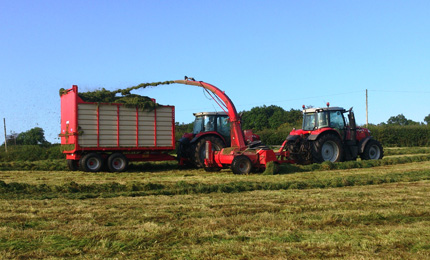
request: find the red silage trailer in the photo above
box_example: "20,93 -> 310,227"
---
60,85 -> 176,172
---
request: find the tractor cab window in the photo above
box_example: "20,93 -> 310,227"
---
330,111 -> 345,129
317,111 -> 329,128
303,113 -> 316,130
217,116 -> 230,137
204,116 -> 215,132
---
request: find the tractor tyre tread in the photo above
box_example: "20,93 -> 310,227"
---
361,139 -> 384,160
231,155 -> 253,175
312,134 -> 344,163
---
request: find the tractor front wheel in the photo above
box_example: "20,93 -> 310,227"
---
312,134 -> 344,163
361,139 -> 384,160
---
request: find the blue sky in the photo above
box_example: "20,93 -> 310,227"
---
1,0 -> 429,143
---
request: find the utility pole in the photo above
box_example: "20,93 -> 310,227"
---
3,118 -> 7,152
366,89 -> 368,127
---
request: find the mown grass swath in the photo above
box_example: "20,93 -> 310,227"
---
1,147 -> 430,258
1,158 -> 430,200
0,180 -> 429,259
2,152 -> 430,172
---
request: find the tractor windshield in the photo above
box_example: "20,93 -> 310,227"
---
303,111 -> 330,130
193,116 -> 204,134
193,115 -> 216,134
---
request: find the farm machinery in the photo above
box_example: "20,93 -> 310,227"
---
177,111 -> 260,168
173,78 -> 293,174
285,103 -> 384,164
60,77 -> 383,174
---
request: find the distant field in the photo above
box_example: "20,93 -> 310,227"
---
0,148 -> 430,259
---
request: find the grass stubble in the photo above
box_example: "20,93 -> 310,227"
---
0,153 -> 430,259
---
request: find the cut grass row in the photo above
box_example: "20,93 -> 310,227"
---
1,161 -> 430,200
1,152 -> 430,173
1,181 -> 429,259
1,148 -> 430,258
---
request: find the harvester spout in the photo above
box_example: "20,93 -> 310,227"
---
173,79 -> 246,148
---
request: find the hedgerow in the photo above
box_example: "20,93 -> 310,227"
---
0,145 -> 65,162
367,125 -> 430,147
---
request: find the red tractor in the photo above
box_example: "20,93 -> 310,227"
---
178,112 -> 260,168
286,103 -> 383,164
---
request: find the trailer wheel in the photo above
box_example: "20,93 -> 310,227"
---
361,139 -> 384,160
231,155 -> 253,175
193,136 -> 225,168
67,159 -> 78,171
107,153 -> 129,172
312,134 -> 344,163
79,153 -> 103,172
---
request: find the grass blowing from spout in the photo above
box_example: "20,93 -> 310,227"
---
59,80 -> 175,111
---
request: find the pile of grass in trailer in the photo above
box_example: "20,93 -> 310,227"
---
59,80 -> 175,110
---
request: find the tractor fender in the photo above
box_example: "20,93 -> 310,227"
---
307,134 -> 319,141
307,129 -> 340,141
179,136 -> 191,144
190,133 -> 227,146
358,136 -> 373,154
286,135 -> 299,141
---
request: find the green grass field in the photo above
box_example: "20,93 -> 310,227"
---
1,149 -> 430,259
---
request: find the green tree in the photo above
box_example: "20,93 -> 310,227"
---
387,114 -> 419,126
240,106 -> 302,131
16,127 -> 50,146
424,114 -> 430,125
241,105 -> 284,131
285,108 -> 302,125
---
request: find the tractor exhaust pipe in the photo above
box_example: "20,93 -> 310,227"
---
348,109 -> 357,144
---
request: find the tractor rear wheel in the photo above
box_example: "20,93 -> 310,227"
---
231,155 -> 253,175
79,153 -> 103,172
192,136 -> 225,168
361,139 -> 384,160
312,134 -> 344,163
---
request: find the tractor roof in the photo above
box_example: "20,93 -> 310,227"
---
303,107 -> 345,114
193,112 -> 228,117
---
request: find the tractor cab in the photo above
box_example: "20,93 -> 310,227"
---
301,104 -> 371,143
177,112 -> 231,168
192,112 -> 230,144
178,111 -> 261,168
302,106 -> 347,133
